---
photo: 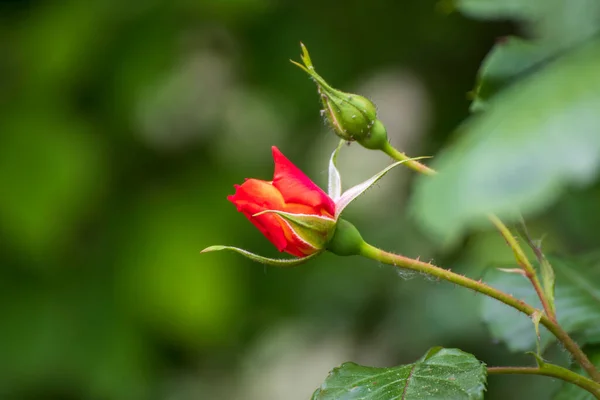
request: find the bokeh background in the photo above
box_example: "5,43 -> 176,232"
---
1,0 -> 597,399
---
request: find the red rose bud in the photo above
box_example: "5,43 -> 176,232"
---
201,144 -> 426,266
227,147 -> 336,257
291,43 -> 388,149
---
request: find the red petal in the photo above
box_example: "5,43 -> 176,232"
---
228,179 -> 288,252
271,146 -> 335,217
279,221 -> 318,257
228,149 -> 336,257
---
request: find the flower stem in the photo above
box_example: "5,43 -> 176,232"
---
358,241 -> 600,382
381,142 -> 436,176
488,366 -> 600,399
359,242 -> 533,313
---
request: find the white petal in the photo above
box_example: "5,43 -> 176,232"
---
334,157 -> 430,219
328,139 -> 345,201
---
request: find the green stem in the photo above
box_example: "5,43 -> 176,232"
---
358,241 -> 600,383
551,326 -> 600,383
383,142 -> 558,322
383,141 -> 557,320
381,141 -> 436,176
488,366 -> 600,399
379,144 -> 596,374
359,242 -> 534,315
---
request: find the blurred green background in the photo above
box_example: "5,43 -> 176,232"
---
1,0 -> 598,399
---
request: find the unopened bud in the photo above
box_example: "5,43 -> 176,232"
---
291,43 -> 387,145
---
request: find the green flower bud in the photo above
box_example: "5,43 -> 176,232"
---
291,43 -> 384,143
320,89 -> 377,141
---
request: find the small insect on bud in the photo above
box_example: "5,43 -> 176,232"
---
291,43 -> 387,146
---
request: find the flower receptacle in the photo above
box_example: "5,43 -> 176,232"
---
326,219 -> 365,256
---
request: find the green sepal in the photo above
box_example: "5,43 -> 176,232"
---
200,245 -> 320,267
334,156 -> 431,219
253,210 -> 336,250
327,139 -> 345,200
253,210 -> 335,230
290,42 -> 341,96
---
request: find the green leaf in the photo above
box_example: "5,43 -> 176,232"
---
458,0 -> 600,117
470,37 -> 557,111
481,254 -> 600,352
453,0 -> 534,19
455,0 -> 600,50
412,38 -> 600,243
311,347 -> 487,400
200,245 -> 320,267
454,0 -> 552,23
554,345 -> 600,400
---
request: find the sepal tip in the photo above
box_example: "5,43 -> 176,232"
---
200,244 -> 321,267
